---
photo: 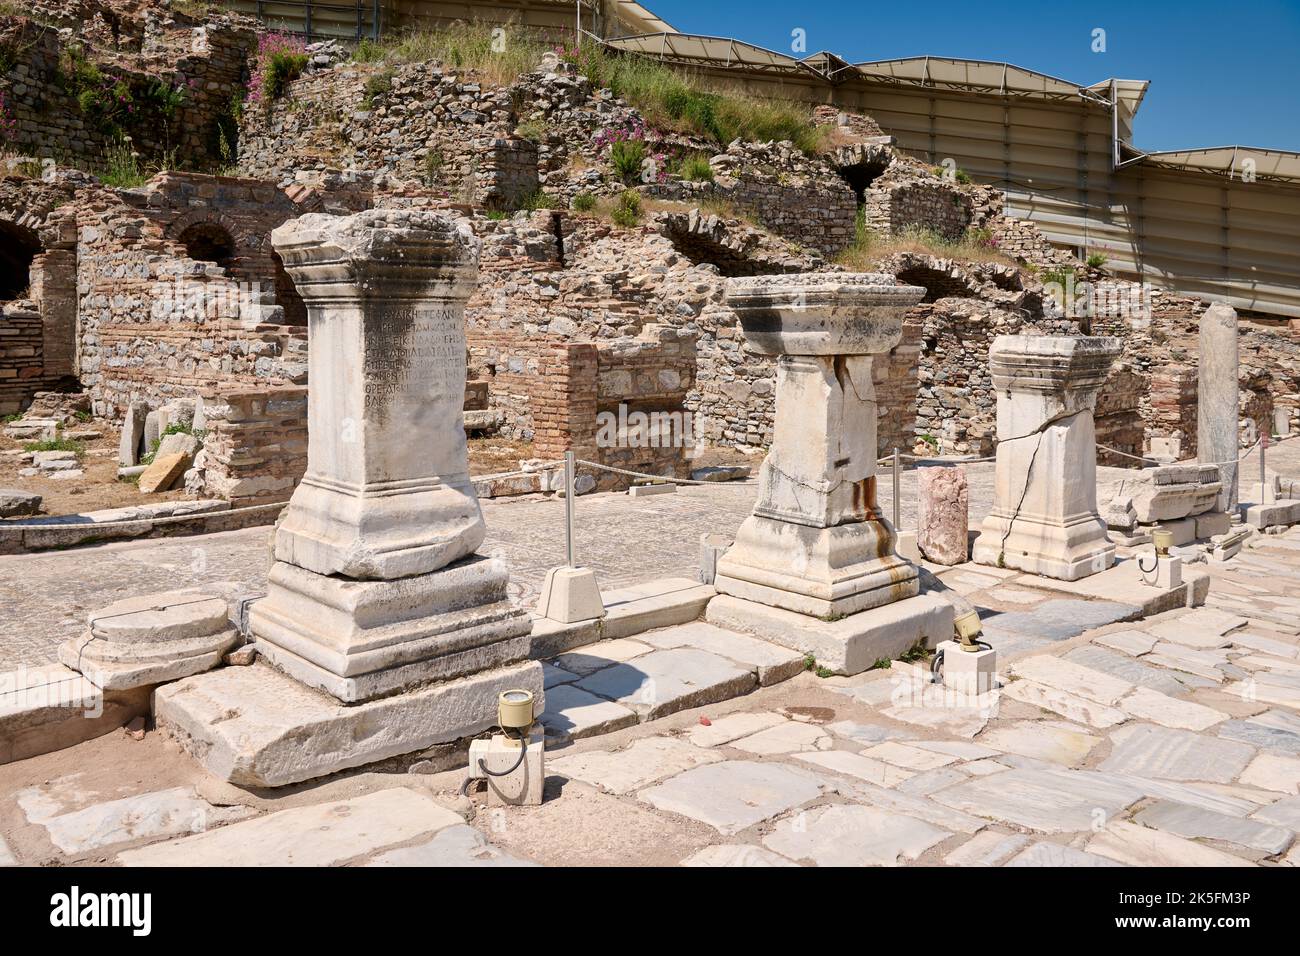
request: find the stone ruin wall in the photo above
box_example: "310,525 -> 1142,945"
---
0,4 -> 256,171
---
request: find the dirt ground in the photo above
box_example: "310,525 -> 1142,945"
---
0,420 -> 188,517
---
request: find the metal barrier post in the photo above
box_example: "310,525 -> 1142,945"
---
564,450 -> 576,568
1261,433 -> 1268,501
892,447 -> 901,530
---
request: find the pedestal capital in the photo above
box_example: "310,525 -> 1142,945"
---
988,335 -> 1122,397
725,272 -> 924,356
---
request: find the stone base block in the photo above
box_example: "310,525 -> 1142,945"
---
0,665 -> 150,764
715,514 -> 918,617
154,660 -> 544,787
529,578 -> 716,659
628,483 -> 676,497
1137,554 -> 1182,591
972,512 -> 1114,581
939,640 -> 998,696
1208,528 -> 1252,562
535,566 -> 606,624
251,555 -> 531,703
705,592 -> 954,676
469,729 -> 544,806
1161,517 -> 1198,546
1195,512 -> 1232,539
1245,500 -> 1300,530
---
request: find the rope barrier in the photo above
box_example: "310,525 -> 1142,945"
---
574,459 -> 743,486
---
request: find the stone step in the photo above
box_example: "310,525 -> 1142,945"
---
537,620 -> 806,745
0,665 -> 150,765
529,577 -> 715,659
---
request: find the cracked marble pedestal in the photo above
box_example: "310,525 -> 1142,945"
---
159,211 -> 534,783
710,274 -> 950,674
972,335 -> 1120,581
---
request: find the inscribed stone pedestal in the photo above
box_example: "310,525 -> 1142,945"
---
250,210 -> 530,703
1198,303 -> 1240,511
971,335 -> 1119,580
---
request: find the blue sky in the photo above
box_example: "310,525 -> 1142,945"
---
642,0 -> 1300,152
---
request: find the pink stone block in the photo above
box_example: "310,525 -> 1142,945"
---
917,466 -> 969,565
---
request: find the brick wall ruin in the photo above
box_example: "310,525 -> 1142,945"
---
193,384 -> 307,506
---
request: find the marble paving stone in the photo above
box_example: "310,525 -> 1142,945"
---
574,647 -> 756,720
796,751 -> 916,788
542,662 -> 579,689
987,587 -> 1046,605
1235,654 -> 1300,675
553,639 -> 653,677
1250,795 -> 1300,830
638,760 -> 828,835
680,844 -> 798,867
862,741 -> 961,771
1101,724 -> 1255,783
932,768 -> 1145,833
1009,655 -> 1134,704
118,788 -> 464,867
840,780 -> 988,834
1146,650 -> 1226,682
1094,629 -> 1159,656
1239,753 -> 1300,794
826,677 -> 897,707
22,786 -> 252,856
978,722 -> 1102,767
881,689 -> 991,738
538,684 -> 638,742
1000,679 -> 1128,729
687,711 -> 787,748
1133,801 -> 1294,856
979,599 -> 1140,645
1124,776 -> 1263,817
897,767 -> 966,796
634,622 -> 806,686
366,825 -> 537,867
1119,687 -> 1227,731
1087,821 -> 1255,867
1065,646 -> 1210,695
825,721 -> 908,746
763,804 -> 950,867
1004,842 -> 1124,866
962,759 -> 1011,776
0,835 -> 16,866
912,740 -> 1000,761
944,830 -> 1032,866
730,721 -> 832,756
550,736 -> 722,794
1218,710 -> 1300,755
946,573 -> 1004,595
1232,631 -> 1300,659
1226,679 -> 1300,709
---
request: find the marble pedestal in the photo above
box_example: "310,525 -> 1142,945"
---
714,274 -> 925,618
972,335 -> 1120,581
250,210 -> 529,703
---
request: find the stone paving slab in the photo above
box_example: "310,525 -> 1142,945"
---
553,639 -> 653,677
1009,655 -> 1134,704
1000,679 -> 1128,729
1119,687 -> 1228,731
1064,645 -> 1211,695
944,830 -> 1032,866
978,722 -> 1102,767
22,786 -> 253,856
366,825 -> 537,867
932,767 -> 1146,833
686,711 -> 786,747
573,647 -> 757,721
1251,795 -> 1300,829
1218,712 -> 1300,755
762,804 -> 950,867
550,736 -> 722,794
1133,801 -> 1294,856
635,621 -> 807,686
1086,821 -> 1256,867
117,788 -> 464,866
638,760 -> 828,835
730,720 -> 832,755
1239,752 -> 1300,793
1004,842 -> 1124,866
0,834 -> 16,867
796,750 -> 916,788
680,844 -> 798,867
1100,724 -> 1256,783
538,684 -> 638,743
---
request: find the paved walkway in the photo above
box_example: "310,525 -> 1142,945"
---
3,524 -> 1298,867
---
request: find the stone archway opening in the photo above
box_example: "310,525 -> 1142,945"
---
835,151 -> 892,203
895,265 -> 978,303
664,226 -> 785,278
272,250 -> 307,327
178,221 -> 237,270
0,219 -> 41,300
